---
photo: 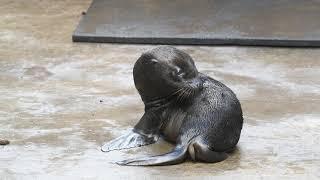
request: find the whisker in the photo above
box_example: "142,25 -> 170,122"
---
186,88 -> 190,97
178,89 -> 184,102
172,88 -> 184,96
178,88 -> 186,102
187,87 -> 192,98
182,88 -> 188,100
182,88 -> 189,101
173,85 -> 197,103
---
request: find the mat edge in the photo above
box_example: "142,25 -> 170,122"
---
72,34 -> 320,47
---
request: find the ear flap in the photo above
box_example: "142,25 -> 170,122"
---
150,59 -> 158,64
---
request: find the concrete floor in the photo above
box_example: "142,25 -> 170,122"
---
0,0 -> 319,179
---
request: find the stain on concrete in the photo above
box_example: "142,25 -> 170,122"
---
23,66 -> 53,81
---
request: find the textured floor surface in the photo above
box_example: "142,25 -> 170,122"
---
73,0 -> 320,46
0,0 -> 320,179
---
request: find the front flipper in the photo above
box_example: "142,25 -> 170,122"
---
116,146 -> 187,166
101,130 -> 158,152
102,108 -> 164,152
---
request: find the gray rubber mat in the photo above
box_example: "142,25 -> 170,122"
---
73,0 -> 320,47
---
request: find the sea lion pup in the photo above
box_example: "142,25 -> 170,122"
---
101,46 -> 243,166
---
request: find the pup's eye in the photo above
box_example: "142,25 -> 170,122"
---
177,70 -> 186,77
178,72 -> 186,77
175,67 -> 186,77
175,67 -> 182,74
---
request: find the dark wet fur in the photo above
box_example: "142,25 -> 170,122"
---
101,46 -> 243,166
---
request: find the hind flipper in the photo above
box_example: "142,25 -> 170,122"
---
101,130 -> 158,152
188,139 -> 228,163
116,146 -> 187,166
